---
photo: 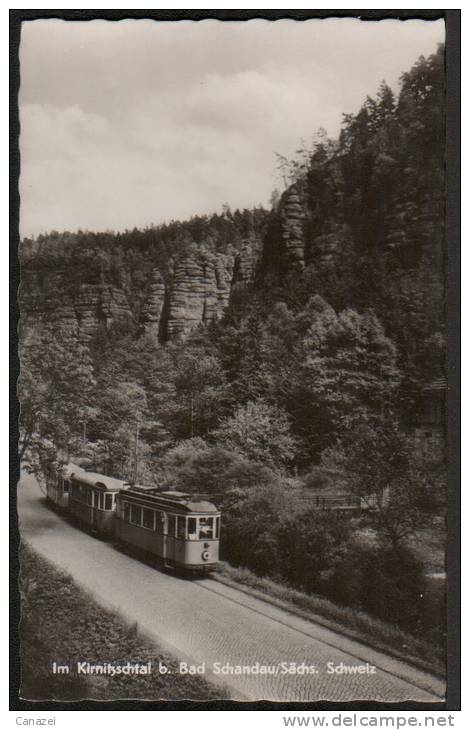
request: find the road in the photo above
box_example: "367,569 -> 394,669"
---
17,472 -> 445,702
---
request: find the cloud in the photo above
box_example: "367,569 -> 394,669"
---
19,18 -> 445,237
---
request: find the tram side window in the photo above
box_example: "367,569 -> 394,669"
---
123,502 -> 130,522
215,516 -> 220,539
87,488 -> 93,506
155,511 -> 164,533
130,504 -> 142,525
93,491 -> 99,508
176,516 -> 186,539
99,492 -> 104,510
105,493 -> 113,511
199,517 -> 214,540
167,514 -> 176,537
188,517 -> 198,540
63,479 -> 69,494
142,507 -> 155,530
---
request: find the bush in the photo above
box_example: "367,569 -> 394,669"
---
277,510 -> 352,594
161,444 -> 275,498
318,539 -> 436,637
302,466 -> 344,491
220,483 -> 288,575
220,496 -> 443,644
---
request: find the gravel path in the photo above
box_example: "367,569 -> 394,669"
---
17,472 -> 446,703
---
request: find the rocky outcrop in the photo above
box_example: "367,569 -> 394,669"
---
310,223 -> 350,268
140,269 -> 166,338
20,237 -> 262,343
20,280 -> 134,341
73,284 -> 134,340
166,251 -> 234,339
232,237 -> 262,287
280,186 -> 305,270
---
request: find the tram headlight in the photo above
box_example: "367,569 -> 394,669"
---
202,550 -> 210,561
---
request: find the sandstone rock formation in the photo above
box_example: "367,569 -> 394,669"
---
21,282 -> 134,342
280,186 -> 305,269
232,237 -> 262,287
140,269 -> 166,338
20,237 -> 262,343
166,251 -> 234,339
72,284 -> 134,341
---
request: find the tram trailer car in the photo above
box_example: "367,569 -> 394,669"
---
46,462 -> 83,511
68,470 -> 128,535
115,486 -> 221,575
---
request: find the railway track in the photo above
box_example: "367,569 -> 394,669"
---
18,472 -> 446,702
196,578 -> 445,701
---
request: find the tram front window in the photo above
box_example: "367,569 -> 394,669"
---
188,517 -> 197,540
198,517 -> 214,540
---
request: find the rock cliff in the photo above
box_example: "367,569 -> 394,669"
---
166,251 -> 233,339
280,186 -> 306,270
140,269 -> 166,339
19,235 -> 262,343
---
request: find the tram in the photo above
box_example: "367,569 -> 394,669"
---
46,463 -> 221,575
68,470 -> 128,535
46,462 -> 83,511
115,486 -> 220,574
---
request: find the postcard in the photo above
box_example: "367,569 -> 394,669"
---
13,11 -> 456,708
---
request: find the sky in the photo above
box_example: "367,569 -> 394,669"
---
19,18 -> 445,238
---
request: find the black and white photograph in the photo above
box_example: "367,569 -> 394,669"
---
13,11 -> 456,707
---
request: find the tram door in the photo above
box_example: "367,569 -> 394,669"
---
161,512 -> 168,564
91,489 -> 99,528
164,514 -> 176,566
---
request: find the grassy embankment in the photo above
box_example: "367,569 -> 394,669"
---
215,562 -> 445,678
19,544 -> 228,701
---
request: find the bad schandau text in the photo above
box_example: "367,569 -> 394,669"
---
51,660 -> 377,677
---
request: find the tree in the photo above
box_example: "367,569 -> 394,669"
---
211,400 -> 296,472
249,296 -> 400,462
220,482 -> 290,574
161,347 -> 228,440
299,306 -> 400,429
160,443 -> 274,499
321,418 -> 432,548
278,510 -> 352,594
18,324 -> 96,476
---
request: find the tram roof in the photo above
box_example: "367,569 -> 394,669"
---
71,470 -> 128,492
121,486 -> 219,514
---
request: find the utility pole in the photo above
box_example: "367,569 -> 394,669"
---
133,418 -> 140,484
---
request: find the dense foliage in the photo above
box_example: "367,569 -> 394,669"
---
19,48 -> 446,641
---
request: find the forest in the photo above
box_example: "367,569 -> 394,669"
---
19,47 -> 446,649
